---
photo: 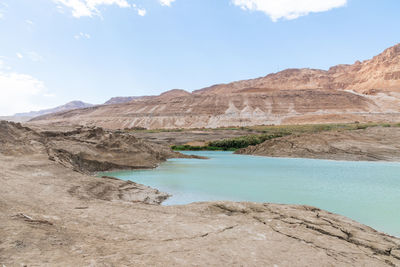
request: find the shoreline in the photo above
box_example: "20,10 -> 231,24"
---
101,151 -> 400,237
169,149 -> 400,163
97,162 -> 400,241
1,120 -> 400,265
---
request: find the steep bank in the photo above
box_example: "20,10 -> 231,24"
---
0,120 -> 400,265
236,126 -> 400,161
41,126 -> 191,173
0,121 -> 195,173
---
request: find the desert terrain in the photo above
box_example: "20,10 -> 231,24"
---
1,120 -> 400,266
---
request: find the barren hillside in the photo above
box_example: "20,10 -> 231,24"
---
30,44 -> 400,129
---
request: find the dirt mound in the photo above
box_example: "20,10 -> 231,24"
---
0,120 -> 44,155
236,126 -> 400,161
44,126 -> 185,173
0,121 -> 187,173
68,176 -> 169,204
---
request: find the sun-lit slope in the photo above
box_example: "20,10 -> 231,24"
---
30,44 -> 400,129
30,89 -> 379,129
194,44 -> 400,95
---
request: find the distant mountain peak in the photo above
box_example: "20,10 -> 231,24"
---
104,96 -> 142,105
14,101 -> 93,118
159,89 -> 190,98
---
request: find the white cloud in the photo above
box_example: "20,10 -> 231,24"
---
0,71 -> 52,115
0,1 -> 7,20
15,52 -> 44,62
55,4 -> 66,14
74,32 -> 91,40
231,0 -> 347,21
27,51 -> 44,62
0,57 -> 54,115
159,0 -> 175,7
0,57 -> 11,71
53,0 -> 131,18
131,3 -> 146,16
25,19 -> 34,25
137,8 -> 146,16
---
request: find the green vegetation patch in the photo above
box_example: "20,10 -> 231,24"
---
208,133 -> 290,150
171,145 -> 235,151
167,122 -> 400,151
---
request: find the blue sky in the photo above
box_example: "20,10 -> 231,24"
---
0,0 -> 399,115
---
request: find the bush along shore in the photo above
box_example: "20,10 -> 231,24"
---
171,122 -> 400,151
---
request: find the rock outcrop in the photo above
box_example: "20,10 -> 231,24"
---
0,120 -> 45,155
42,126 -> 184,173
30,44 -> 400,129
0,120 -> 186,173
236,126 -> 400,161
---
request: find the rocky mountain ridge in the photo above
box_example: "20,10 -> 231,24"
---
194,44 -> 400,95
30,44 -> 400,129
15,101 -> 93,118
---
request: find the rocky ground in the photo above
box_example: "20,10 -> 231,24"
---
0,121 -> 200,173
236,126 -> 400,161
1,120 -> 400,266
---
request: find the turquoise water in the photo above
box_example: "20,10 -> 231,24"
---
104,151 -> 400,237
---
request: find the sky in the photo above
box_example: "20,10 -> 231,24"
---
0,0 -> 399,115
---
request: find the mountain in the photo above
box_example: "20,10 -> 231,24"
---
103,90 -> 190,105
30,44 -> 400,129
194,44 -> 400,95
0,116 -> 32,123
104,97 -> 142,105
15,101 -> 93,118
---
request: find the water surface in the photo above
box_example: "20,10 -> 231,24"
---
104,151 -> 400,236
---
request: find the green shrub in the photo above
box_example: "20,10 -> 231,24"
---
171,145 -> 235,151
171,122 -> 392,151
208,133 -> 290,150
355,124 -> 369,130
